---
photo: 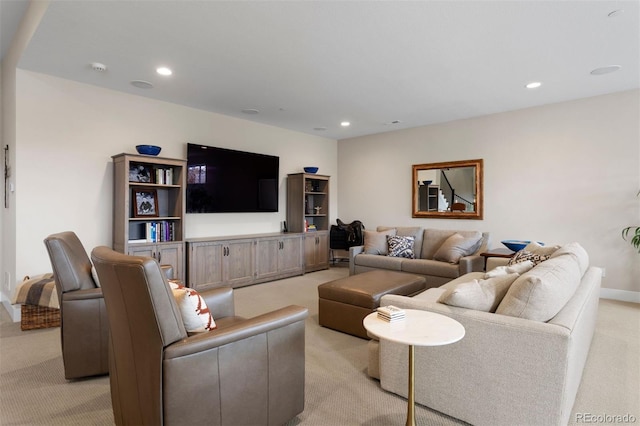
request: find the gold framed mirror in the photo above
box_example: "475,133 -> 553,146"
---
412,159 -> 483,219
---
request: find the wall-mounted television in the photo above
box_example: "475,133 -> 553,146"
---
186,143 -> 279,213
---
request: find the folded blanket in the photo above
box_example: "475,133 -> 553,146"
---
11,274 -> 60,309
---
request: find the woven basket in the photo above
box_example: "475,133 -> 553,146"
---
21,304 -> 60,331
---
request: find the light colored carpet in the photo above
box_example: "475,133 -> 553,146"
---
1,266 -> 638,425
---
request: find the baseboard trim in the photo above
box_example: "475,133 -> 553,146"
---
1,292 -> 21,322
600,288 -> 640,303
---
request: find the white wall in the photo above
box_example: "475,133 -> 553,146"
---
337,90 -> 640,294
3,14 -> 638,310
11,70 -> 336,299
1,55 -> 5,307
1,1 -> 49,318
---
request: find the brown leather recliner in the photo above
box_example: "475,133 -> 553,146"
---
43,231 -> 109,379
91,246 -> 308,426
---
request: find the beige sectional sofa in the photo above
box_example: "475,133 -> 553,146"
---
349,226 -> 491,288
367,242 -> 601,426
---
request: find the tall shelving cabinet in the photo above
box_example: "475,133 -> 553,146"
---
112,153 -> 187,281
419,184 -> 439,211
287,173 -> 330,272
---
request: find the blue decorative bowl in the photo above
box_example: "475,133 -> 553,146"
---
136,145 -> 161,156
304,167 -> 319,174
501,240 -> 544,252
422,180 -> 432,186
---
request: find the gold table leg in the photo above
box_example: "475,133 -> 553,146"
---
406,344 -> 415,426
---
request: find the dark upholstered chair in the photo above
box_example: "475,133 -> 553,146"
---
43,231 -> 109,379
451,202 -> 466,212
91,246 -> 308,426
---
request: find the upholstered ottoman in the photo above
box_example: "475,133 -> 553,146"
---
318,270 -> 426,338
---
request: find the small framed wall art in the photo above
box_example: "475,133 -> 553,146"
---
133,189 -> 158,217
129,164 -> 153,183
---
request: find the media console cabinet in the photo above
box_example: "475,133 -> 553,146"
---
113,153 -> 331,289
186,231 -> 329,291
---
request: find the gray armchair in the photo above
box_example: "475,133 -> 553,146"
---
91,246 -> 308,426
43,231 -> 109,379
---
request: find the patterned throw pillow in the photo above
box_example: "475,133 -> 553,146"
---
387,235 -> 415,259
507,250 -> 550,267
170,282 -> 216,333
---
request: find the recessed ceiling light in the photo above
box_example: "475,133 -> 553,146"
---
90,62 -> 107,72
608,9 -> 624,18
525,82 -> 542,89
341,121 -> 351,127
241,109 -> 260,115
156,67 -> 172,76
130,80 -> 154,89
590,65 -> 622,75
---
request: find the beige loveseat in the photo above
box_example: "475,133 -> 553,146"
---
367,242 -> 601,426
349,226 -> 490,288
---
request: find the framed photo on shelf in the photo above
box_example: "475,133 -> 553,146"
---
133,189 -> 158,217
129,164 -> 153,183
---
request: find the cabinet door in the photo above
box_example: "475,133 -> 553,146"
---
304,234 -> 317,271
188,242 -> 224,290
315,232 -> 329,270
304,233 -> 329,272
128,243 -> 184,281
255,238 -> 280,280
280,235 -> 303,275
127,244 -> 155,258
157,243 -> 184,281
224,240 -> 255,287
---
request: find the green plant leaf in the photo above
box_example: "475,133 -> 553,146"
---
622,226 -> 640,253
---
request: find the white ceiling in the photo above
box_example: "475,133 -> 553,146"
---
5,0 -> 640,140
0,0 -> 30,62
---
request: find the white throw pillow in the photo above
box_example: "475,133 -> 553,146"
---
438,273 -> 520,312
433,233 -> 482,264
550,242 -> 589,275
484,260 -> 534,278
412,287 -> 448,303
523,241 -> 560,256
363,229 -> 397,255
171,284 -> 217,333
496,254 -> 582,322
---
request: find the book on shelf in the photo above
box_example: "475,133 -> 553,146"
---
128,238 -> 148,244
154,167 -> 174,185
377,305 -> 406,322
136,221 -> 176,243
146,222 -> 156,242
305,197 -> 313,214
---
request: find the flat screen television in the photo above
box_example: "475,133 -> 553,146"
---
186,143 -> 279,213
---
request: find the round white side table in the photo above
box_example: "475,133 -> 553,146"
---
364,309 -> 465,426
